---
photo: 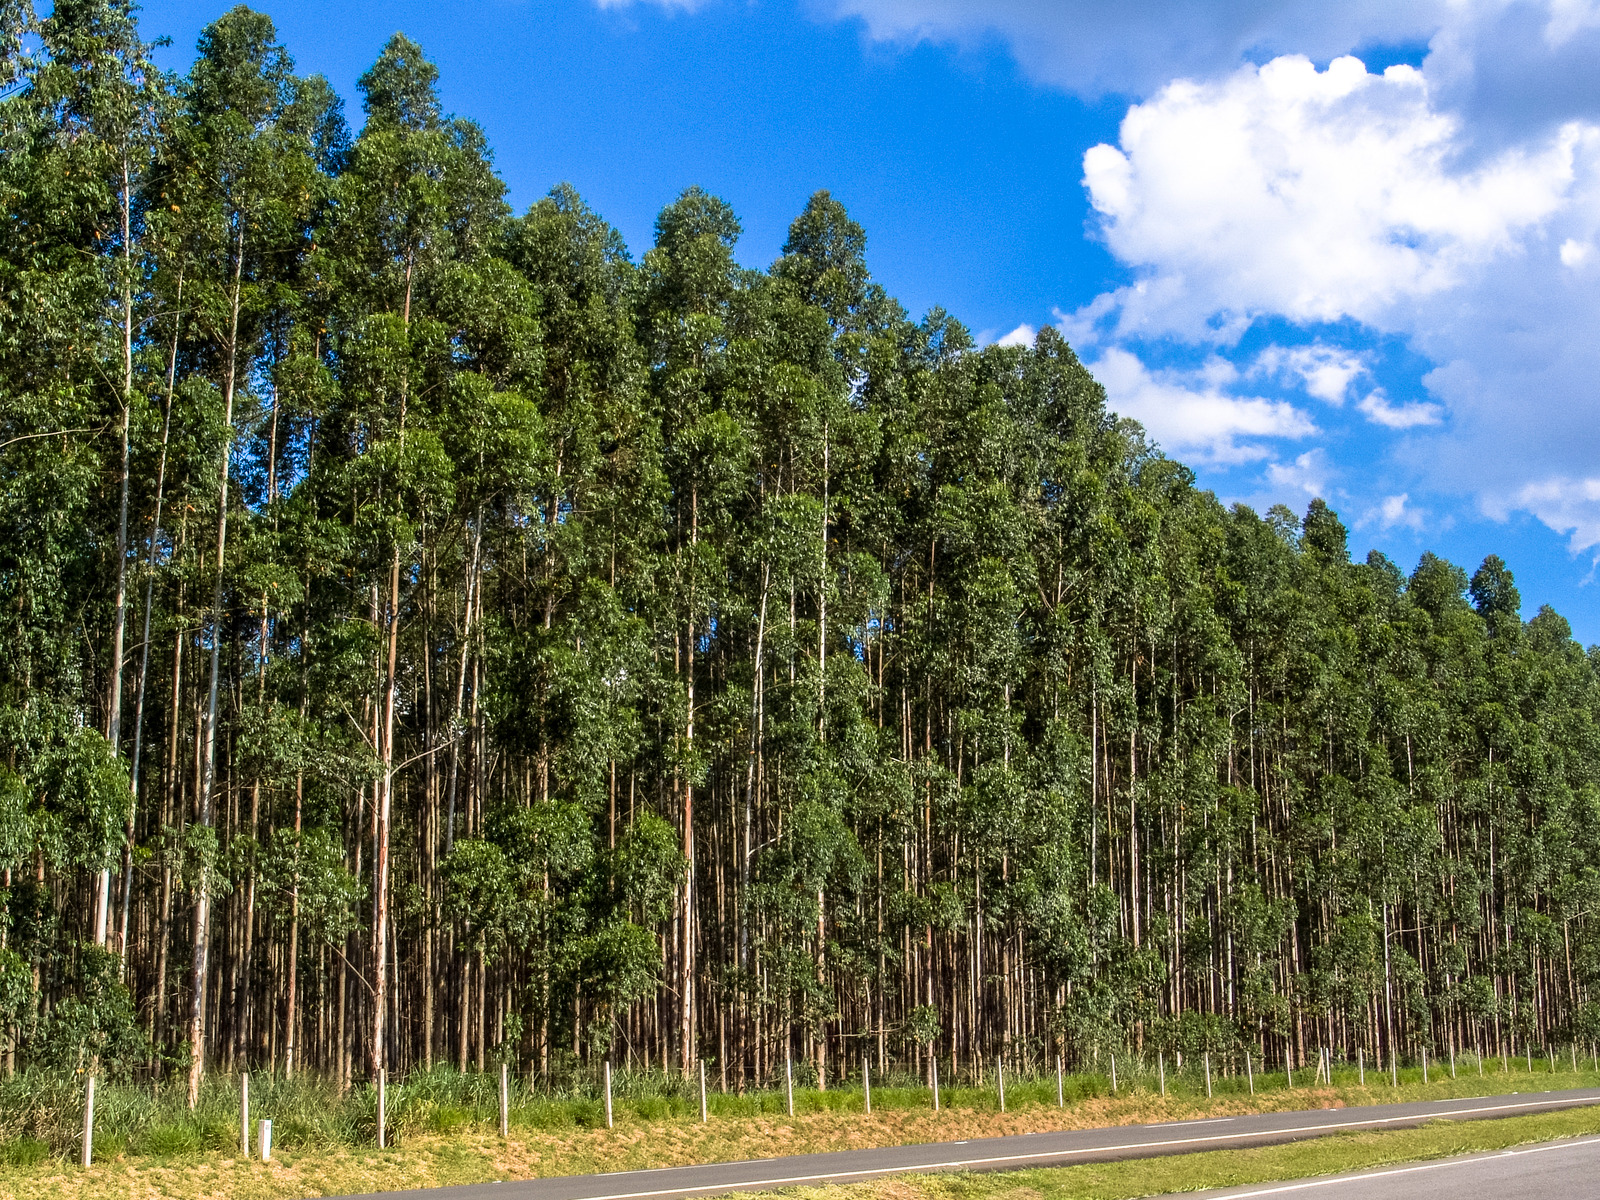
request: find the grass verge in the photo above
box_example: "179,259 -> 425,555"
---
2,1064 -> 1598,1200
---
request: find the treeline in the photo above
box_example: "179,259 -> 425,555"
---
4,0 -> 1600,1106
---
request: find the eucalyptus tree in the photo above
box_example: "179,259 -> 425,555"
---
8,0 -> 1600,1093
160,4 -> 327,1104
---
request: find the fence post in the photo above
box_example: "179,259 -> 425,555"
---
863,1057 -> 871,1115
604,1062 -> 614,1129
499,1062 -> 509,1138
241,1072 -> 250,1159
786,1056 -> 794,1117
997,1056 -> 1006,1113
931,1055 -> 940,1113
377,1069 -> 387,1149
81,1074 -> 95,1168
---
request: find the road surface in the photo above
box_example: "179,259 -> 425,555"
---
1185,1132 -> 1600,1197
353,1087 -> 1600,1200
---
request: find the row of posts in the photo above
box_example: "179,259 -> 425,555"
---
73,1043 -> 1600,1166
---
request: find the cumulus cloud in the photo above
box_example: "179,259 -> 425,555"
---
1356,390 -> 1444,428
1253,344 -> 1366,404
820,0 -> 1446,97
1079,55 -> 1585,337
995,322 -> 1036,347
1364,492 -> 1430,531
1090,348 -> 1315,464
1513,477 -> 1600,551
1055,44 -> 1600,549
1266,448 -> 1331,498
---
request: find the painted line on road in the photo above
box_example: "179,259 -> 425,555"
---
1195,1133 -> 1600,1196
565,1094 -> 1600,1200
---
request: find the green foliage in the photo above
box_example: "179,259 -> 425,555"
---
33,944 -> 148,1078
5,0 -> 1600,1100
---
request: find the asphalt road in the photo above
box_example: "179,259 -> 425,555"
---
350,1087 -> 1600,1200
1183,1132 -> 1600,1197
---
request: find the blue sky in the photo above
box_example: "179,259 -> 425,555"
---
139,0 -> 1600,641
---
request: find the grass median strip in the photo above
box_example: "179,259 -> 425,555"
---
756,1107 -> 1600,1200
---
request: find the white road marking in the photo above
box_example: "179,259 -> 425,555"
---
1195,1134 -> 1600,1196
560,1095 -> 1600,1200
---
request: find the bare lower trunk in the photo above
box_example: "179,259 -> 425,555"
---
188,241 -> 244,1109
97,158 -> 138,946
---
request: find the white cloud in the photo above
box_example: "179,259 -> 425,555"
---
1366,492 -> 1429,531
593,0 -> 709,10
1514,476 -> 1600,551
1056,42 -> 1600,554
1079,55 -> 1586,337
821,0 -> 1446,97
1253,344 -> 1366,403
996,322 -> 1036,347
1266,448 -> 1331,497
1090,347 -> 1315,464
1356,389 -> 1444,428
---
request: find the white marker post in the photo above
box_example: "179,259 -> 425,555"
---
241,1072 -> 251,1158
1057,1055 -> 1065,1106
1246,1051 -> 1254,1095
931,1055 -> 940,1113
499,1063 -> 509,1138
863,1057 -> 871,1115
258,1119 -> 273,1162
1159,1052 -> 1166,1096
1204,1053 -> 1212,1098
996,1057 -> 1005,1113
1422,1048 -> 1429,1084
1358,1047 -> 1364,1085
786,1056 -> 794,1116
604,1062 -> 614,1129
1110,1054 -> 1117,1095
699,1060 -> 708,1124
377,1069 -> 387,1149
81,1074 -> 95,1168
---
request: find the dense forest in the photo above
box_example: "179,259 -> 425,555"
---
4,0 -> 1600,1108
